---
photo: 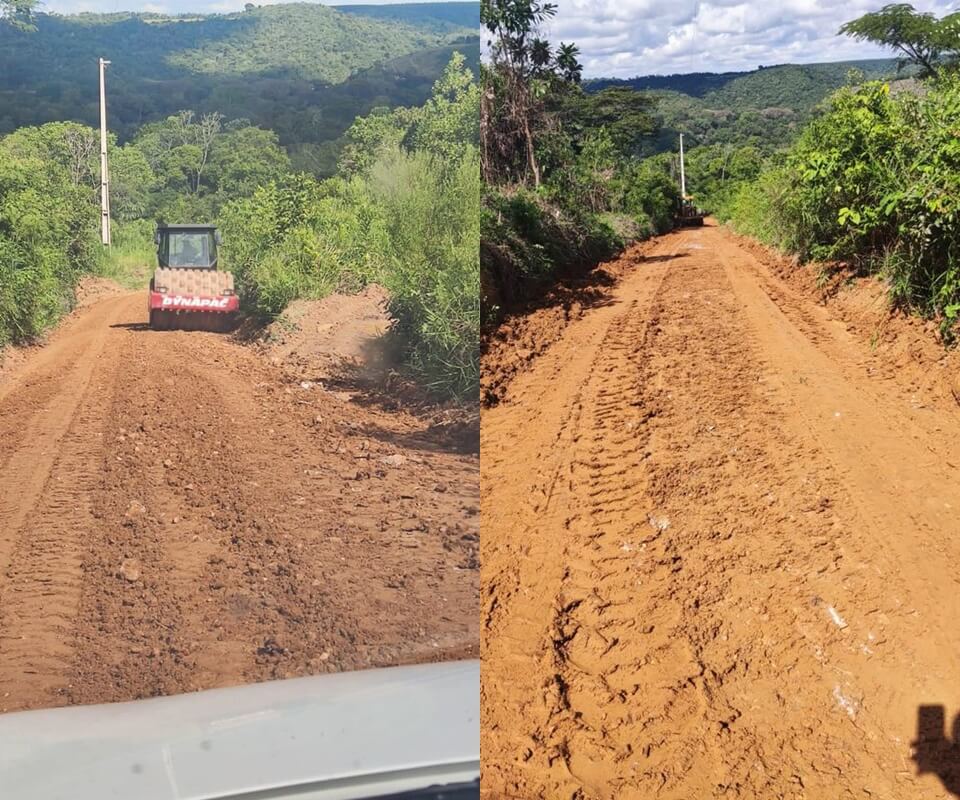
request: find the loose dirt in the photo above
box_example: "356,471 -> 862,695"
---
0,289 -> 478,713
481,222 -> 960,799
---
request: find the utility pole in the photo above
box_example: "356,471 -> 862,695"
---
679,132 -> 686,199
99,57 -> 111,247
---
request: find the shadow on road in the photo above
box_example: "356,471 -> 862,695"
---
635,253 -> 688,264
356,416 -> 480,456
108,322 -> 149,331
914,705 -> 960,796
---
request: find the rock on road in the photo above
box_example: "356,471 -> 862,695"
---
0,291 -> 479,712
481,222 -> 960,799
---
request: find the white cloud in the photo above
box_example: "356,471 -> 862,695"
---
542,0 -> 960,77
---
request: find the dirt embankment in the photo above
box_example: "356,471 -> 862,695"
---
481,238 -> 662,407
481,221 -> 960,799
0,285 -> 478,713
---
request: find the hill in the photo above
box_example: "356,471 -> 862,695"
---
334,2 -> 479,32
588,59 -> 901,105
588,59 -> 910,153
0,2 -> 479,172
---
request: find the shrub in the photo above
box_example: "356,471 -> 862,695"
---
0,135 -> 97,346
727,77 -> 960,329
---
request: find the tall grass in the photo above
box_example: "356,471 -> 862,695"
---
221,145 -> 481,398
370,146 -> 480,396
95,219 -> 156,289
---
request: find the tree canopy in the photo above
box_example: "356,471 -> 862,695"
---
0,0 -> 34,30
839,3 -> 960,77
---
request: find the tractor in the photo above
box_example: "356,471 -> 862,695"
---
676,196 -> 706,227
148,224 -> 239,331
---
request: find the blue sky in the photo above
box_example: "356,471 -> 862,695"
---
544,0 -> 960,77
39,0 -> 420,14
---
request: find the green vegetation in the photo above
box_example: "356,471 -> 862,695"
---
166,4 -> 443,82
480,0 -> 678,322
221,54 -> 480,396
723,6 -> 960,338
590,59 -> 907,155
0,0 -> 34,30
726,78 -> 960,332
0,58 -> 480,396
675,143 -> 764,216
0,3 -> 478,175
0,112 -> 291,345
839,3 -> 960,76
0,123 -> 99,345
334,3 -> 479,32
0,5 -> 480,399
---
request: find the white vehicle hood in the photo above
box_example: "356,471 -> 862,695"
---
0,660 -> 479,800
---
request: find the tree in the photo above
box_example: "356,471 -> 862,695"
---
408,53 -> 481,163
557,87 -> 657,157
0,0 -> 35,30
839,4 -> 960,77
481,0 -> 583,187
338,106 -> 419,177
134,111 -> 224,197
209,126 -> 290,198
555,43 -> 582,84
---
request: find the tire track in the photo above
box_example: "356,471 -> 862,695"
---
0,295 -> 137,711
0,287 -> 477,713
482,223 -> 960,799
481,241 -> 675,799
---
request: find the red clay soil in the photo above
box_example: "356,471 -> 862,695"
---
481,221 -> 960,799
481,239 -> 660,407
0,289 -> 478,713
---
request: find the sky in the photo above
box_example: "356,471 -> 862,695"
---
544,0 -> 960,77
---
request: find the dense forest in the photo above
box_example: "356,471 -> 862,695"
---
0,3 -> 479,175
591,59 -> 909,156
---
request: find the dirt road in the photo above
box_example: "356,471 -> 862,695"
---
0,290 -> 478,713
481,222 -> 960,799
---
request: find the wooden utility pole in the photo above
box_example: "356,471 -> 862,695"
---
99,57 -> 111,246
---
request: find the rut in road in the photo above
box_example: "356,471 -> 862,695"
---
481,223 -> 960,800
0,290 -> 479,712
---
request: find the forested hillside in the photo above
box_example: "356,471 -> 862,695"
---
0,3 -> 479,174
590,59 -> 900,104
334,2 -> 479,30
590,59 -> 908,154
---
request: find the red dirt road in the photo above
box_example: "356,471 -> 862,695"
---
481,223 -> 960,799
0,291 -> 478,712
